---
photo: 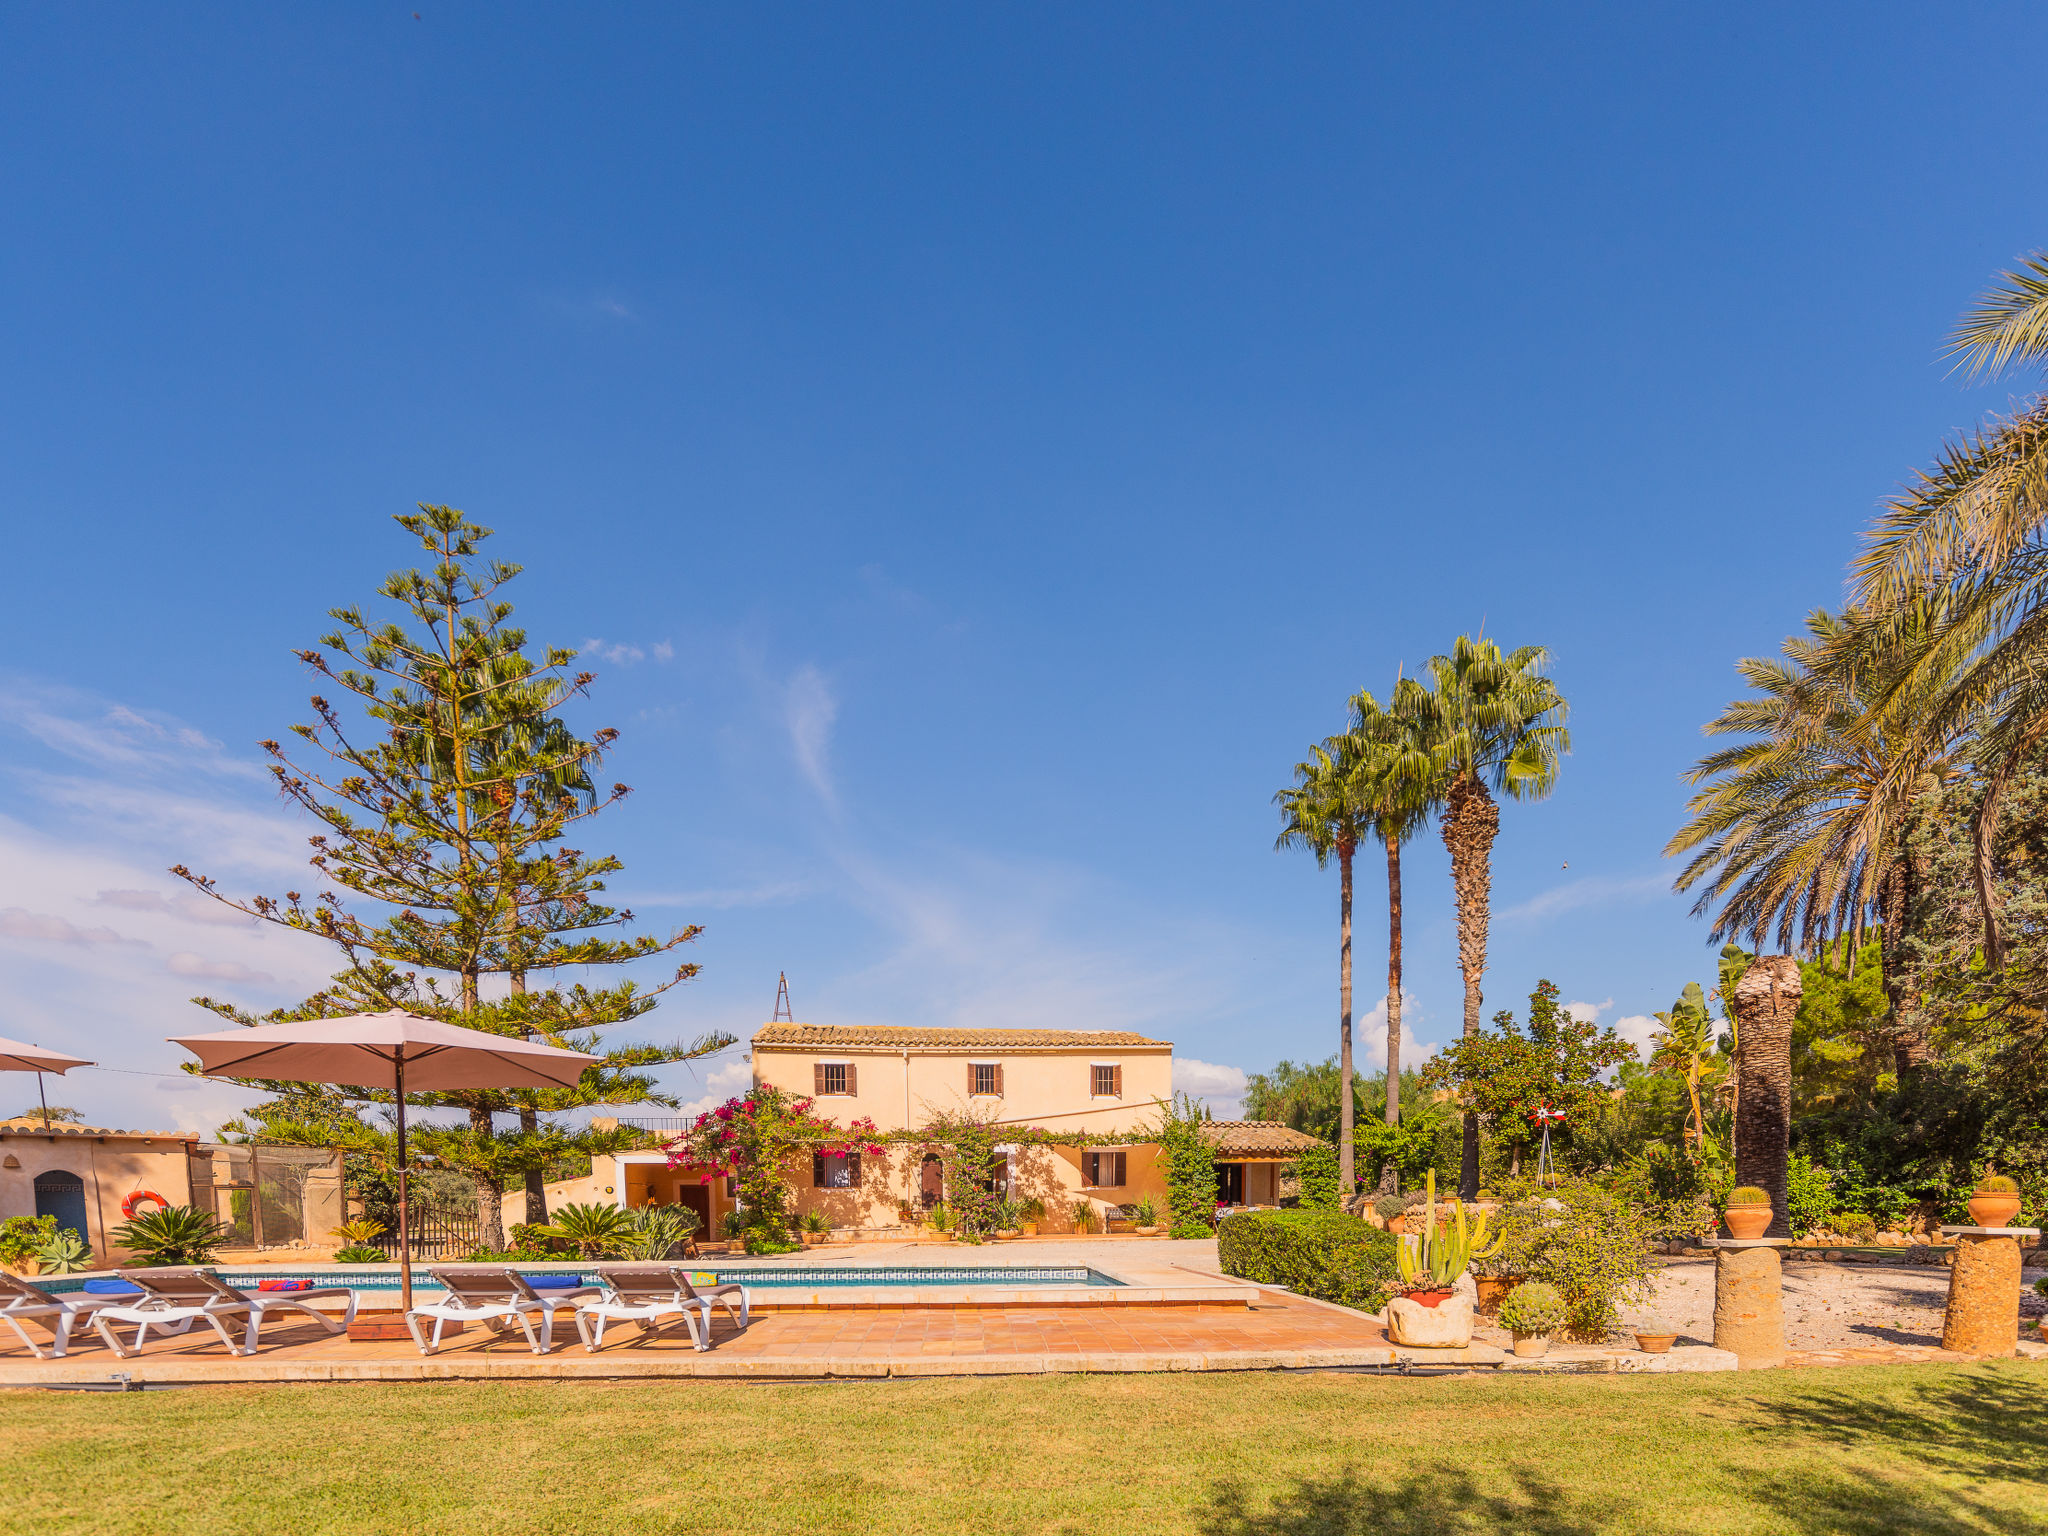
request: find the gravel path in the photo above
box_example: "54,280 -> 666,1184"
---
1599,1256 -> 2048,1350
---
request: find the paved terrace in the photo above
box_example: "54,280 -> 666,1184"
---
3,1240 -> 2039,1386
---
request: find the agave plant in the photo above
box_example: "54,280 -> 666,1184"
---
1394,1171 -> 1503,1291
332,1245 -> 389,1264
32,1231 -> 95,1275
614,1204 -> 699,1261
111,1204 -> 231,1266
538,1201 -> 635,1258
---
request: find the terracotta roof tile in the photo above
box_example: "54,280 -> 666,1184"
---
1199,1120 -> 1326,1157
751,1024 -> 1169,1050
0,1117 -> 187,1139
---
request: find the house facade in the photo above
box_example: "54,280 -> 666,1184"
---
551,1021 -> 1321,1235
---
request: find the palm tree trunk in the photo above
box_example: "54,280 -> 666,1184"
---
1442,771 -> 1499,1200
1732,956 -> 1802,1239
1877,858 -> 1932,1080
1338,839 -> 1355,1199
1378,835 -> 1403,1195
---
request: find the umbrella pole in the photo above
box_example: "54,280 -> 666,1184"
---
396,1049 -> 413,1315
37,1072 -> 51,1132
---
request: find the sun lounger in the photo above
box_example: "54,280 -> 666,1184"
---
669,1265 -> 750,1333
89,1267 -> 359,1359
0,1271 -> 133,1360
575,1265 -> 715,1352
408,1266 -> 599,1356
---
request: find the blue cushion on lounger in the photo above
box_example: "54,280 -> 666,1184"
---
82,1279 -> 143,1294
526,1275 -> 581,1289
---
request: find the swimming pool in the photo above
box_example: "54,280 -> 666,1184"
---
45,1264 -> 1124,1295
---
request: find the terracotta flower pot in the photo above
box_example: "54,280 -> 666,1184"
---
1512,1333 -> 1549,1359
1634,1332 -> 1678,1354
1020,1223 -> 1039,1237
1967,1193 -> 2022,1227
1722,1206 -> 1773,1240
1385,1215 -> 1406,1235
1474,1274 -> 1524,1314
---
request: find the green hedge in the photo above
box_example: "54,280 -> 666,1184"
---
1215,1209 -> 1398,1313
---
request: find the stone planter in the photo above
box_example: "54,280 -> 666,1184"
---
995,1229 -> 1021,1240
1723,1206 -> 1774,1240
1511,1333 -> 1549,1359
1136,1225 -> 1163,1237
0,1259 -> 41,1278
1967,1192 -> 2022,1227
1386,1291 -> 1474,1348
1634,1332 -> 1678,1354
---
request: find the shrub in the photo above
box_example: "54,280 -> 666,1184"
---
1216,1210 -> 1398,1314
1492,1178 -> 1654,1341
1372,1195 -> 1407,1222
110,1205 -> 230,1266
1498,1280 -> 1566,1337
721,1210 -> 747,1240
617,1205 -> 700,1260
0,1215 -> 59,1264
1019,1197 -> 1047,1223
1786,1155 -> 1835,1237
331,1218 -> 388,1246
1157,1092 -> 1219,1237
1132,1196 -> 1161,1226
1978,1174 -> 2019,1193
461,1246 -> 564,1262
333,1245 -> 388,1264
743,1232 -> 801,1256
1830,1212 -> 1878,1244
1070,1200 -> 1097,1233
1727,1186 -> 1771,1206
1292,1142 -> 1342,1211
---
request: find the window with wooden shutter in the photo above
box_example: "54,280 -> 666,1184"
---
970,1062 -> 999,1096
847,1151 -> 861,1185
814,1064 -> 826,1097
819,1062 -> 848,1095
1092,1063 -> 1118,1097
1112,1064 -> 1122,1098
812,1152 -> 828,1187
844,1062 -> 858,1096
993,1063 -> 1004,1097
814,1154 -> 858,1189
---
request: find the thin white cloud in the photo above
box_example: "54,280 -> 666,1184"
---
167,953 -> 277,985
1357,989 -> 1440,1065
785,665 -> 839,808
0,681 -> 263,782
652,641 -> 675,662
1174,1058 -> 1248,1119
94,888 -> 257,929
616,880 -> 814,911
1498,873 -> 1672,924
0,908 -> 147,947
1564,997 -> 1613,1023
580,638 -> 674,667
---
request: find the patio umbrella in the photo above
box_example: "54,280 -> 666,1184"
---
170,1010 -> 597,1311
0,1034 -> 95,1132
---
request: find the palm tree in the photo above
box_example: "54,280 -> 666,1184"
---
1403,637 -> 1569,1198
1647,981 -> 1717,1151
1665,605 -> 1976,1073
1275,734 -> 1374,1195
1348,677 -> 1442,1191
1855,252 -> 2048,965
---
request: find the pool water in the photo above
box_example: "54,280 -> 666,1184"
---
45,1265 -> 1123,1294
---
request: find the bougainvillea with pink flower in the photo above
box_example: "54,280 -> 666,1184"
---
664,1085 -> 884,1240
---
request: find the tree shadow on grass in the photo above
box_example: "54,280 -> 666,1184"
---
1199,1467 -> 1615,1536
1741,1365 -> 2048,1482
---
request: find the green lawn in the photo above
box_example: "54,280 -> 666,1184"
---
5,1363 -> 2044,1535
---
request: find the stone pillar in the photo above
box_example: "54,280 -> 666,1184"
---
1709,1238 -> 1787,1369
1940,1227 -> 2039,1355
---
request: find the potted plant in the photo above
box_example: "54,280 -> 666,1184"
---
1385,1172 -> 1501,1348
929,1201 -> 956,1239
799,1210 -> 832,1247
1132,1196 -> 1162,1236
1018,1197 -> 1046,1237
1372,1195 -> 1407,1234
1070,1199 -> 1098,1236
1498,1280 -> 1565,1359
720,1210 -> 749,1250
1722,1186 -> 1774,1240
1633,1325 -> 1679,1354
1968,1173 -> 2023,1228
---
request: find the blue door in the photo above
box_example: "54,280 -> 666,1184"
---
34,1170 -> 89,1243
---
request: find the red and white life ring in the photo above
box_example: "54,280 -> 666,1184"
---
121,1189 -> 170,1220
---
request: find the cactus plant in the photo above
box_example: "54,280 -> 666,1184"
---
1976,1174 -> 2019,1193
1394,1170 -> 1503,1291
1726,1186 -> 1771,1206
1497,1280 -> 1565,1336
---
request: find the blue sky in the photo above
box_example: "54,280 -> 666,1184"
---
4,6 -> 2047,1133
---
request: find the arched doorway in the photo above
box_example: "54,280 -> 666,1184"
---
34,1170 -> 89,1242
